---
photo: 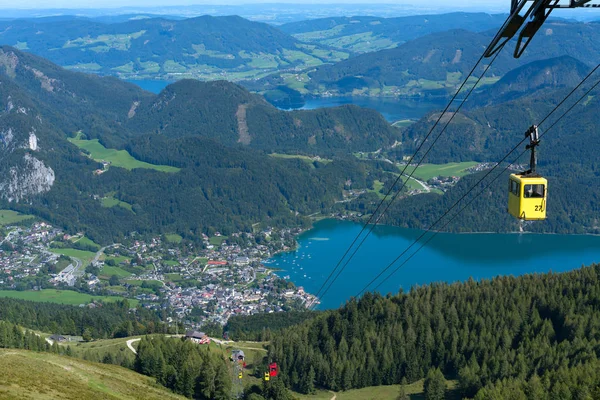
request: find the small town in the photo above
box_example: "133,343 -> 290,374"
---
0,220 -> 317,327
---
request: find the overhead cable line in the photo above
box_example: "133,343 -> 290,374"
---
307,45 -> 495,306
309,39 -> 510,308
355,64 -> 600,296
312,50 -> 505,308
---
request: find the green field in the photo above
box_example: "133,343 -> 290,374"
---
105,255 -> 131,265
296,379 -> 459,400
68,134 -> 180,172
101,194 -> 134,212
100,265 -> 132,279
165,233 -> 183,244
69,336 -> 139,364
73,235 -> 101,250
50,248 -> 97,267
0,210 -> 34,226
0,349 -> 184,400
0,289 -> 137,306
410,162 -> 478,181
270,153 -> 332,165
125,279 -> 163,287
209,236 -> 228,246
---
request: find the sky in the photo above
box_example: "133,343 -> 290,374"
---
0,0 -> 509,9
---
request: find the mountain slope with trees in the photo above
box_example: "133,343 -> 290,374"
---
261,21 -> 600,98
128,79 -> 400,155
0,46 -> 397,243
0,15 -> 348,81
269,264 -> 600,398
281,12 -> 508,53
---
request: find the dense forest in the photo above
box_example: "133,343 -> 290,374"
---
0,319 -> 51,352
126,79 -> 399,155
225,310 -> 321,341
269,264 -> 600,398
0,297 -> 171,339
134,336 -> 232,399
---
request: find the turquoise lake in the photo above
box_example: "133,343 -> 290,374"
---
124,79 -> 600,308
267,219 -> 600,310
126,79 -> 173,94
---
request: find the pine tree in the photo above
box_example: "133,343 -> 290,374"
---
397,383 -> 409,400
424,368 -> 446,400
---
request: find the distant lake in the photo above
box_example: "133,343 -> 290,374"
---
126,79 -> 173,94
294,96 -> 449,122
125,79 -> 447,122
267,219 -> 600,309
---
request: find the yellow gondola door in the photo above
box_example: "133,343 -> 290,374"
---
508,174 -> 547,220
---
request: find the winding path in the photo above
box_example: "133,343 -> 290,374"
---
126,338 -> 141,354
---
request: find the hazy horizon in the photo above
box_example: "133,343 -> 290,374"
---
0,0 -> 510,10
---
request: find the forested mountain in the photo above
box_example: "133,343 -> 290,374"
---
281,12 -> 508,53
0,15 -> 348,81
269,264 -> 600,398
0,46 -> 397,243
127,79 -> 400,154
261,21 -> 600,97
468,56 -> 592,107
0,297 -> 169,339
372,72 -> 600,234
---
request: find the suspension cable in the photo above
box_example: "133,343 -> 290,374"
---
312,49 -> 506,308
356,66 -> 600,296
306,38 -> 508,307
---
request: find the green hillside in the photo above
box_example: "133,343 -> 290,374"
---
0,46 -> 401,243
281,12 -> 507,53
0,15 -> 348,81
128,79 -> 400,155
259,21 -> 600,98
0,349 -> 185,400
68,133 -> 180,172
468,55 -> 592,107
270,264 -> 600,398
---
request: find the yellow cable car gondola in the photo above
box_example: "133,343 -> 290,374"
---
508,125 -> 547,220
264,371 -> 270,381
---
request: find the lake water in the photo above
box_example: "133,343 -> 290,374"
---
297,96 -> 448,122
267,219 -> 600,309
126,79 -> 173,94
125,79 -> 448,122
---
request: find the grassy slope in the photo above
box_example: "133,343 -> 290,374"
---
0,349 -> 184,400
411,162 -> 478,181
296,379 -> 459,400
68,336 -> 143,364
50,247 -> 97,266
0,210 -> 34,226
0,289 -> 138,306
68,136 -> 180,172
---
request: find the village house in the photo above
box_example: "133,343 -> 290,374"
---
184,330 -> 210,344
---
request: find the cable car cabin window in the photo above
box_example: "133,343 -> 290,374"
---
510,180 -> 520,196
524,184 -> 545,198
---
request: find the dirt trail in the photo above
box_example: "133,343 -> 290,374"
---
236,104 -> 251,145
126,338 -> 141,354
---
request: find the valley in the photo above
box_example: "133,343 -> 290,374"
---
1,5 -> 600,400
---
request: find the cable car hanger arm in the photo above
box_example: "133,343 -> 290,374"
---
485,0 -> 597,58
523,125 -> 540,175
